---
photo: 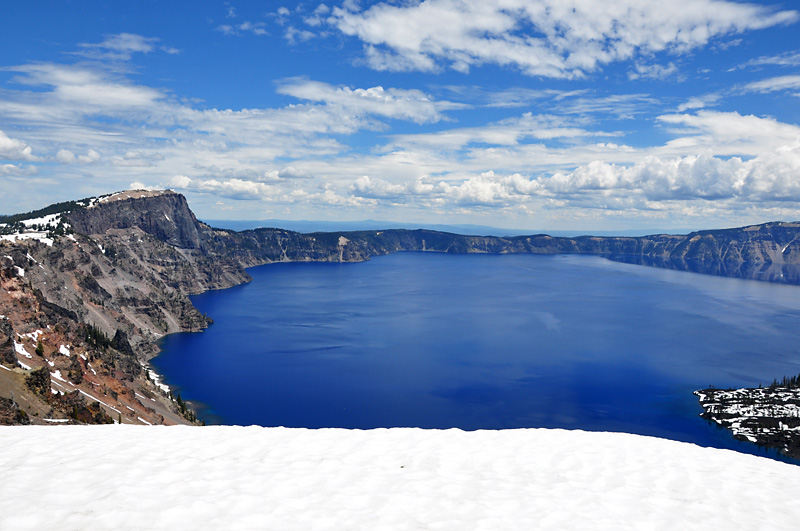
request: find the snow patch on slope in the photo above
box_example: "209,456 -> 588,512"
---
13,341 -> 31,359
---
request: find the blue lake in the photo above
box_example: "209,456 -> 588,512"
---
153,252 -> 800,462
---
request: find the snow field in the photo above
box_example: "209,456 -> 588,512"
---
0,426 -> 798,530
0,232 -> 54,246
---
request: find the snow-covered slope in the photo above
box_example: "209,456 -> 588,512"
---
1,426 -> 798,530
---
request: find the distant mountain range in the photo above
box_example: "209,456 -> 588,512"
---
203,218 -> 681,238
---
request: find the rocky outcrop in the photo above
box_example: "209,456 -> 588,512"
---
0,192 -> 225,425
695,379 -> 800,460
66,191 -> 204,250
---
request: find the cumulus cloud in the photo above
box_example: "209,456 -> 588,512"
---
0,130 -> 38,161
304,4 -> 331,27
128,181 -> 160,191
3,30 -> 800,227
111,150 -> 165,167
167,175 -> 276,200
193,164 -> 289,183
534,144 -> 800,204
278,166 -> 314,180
657,111 -> 800,155
628,62 -> 678,81
351,175 -> 413,199
0,163 -> 38,176
350,110 -> 800,214
329,0 -> 798,78
55,149 -> 101,164
347,139 -> 800,212
284,26 -> 317,44
216,21 -> 269,36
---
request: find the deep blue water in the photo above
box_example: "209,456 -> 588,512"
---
153,252 -> 800,462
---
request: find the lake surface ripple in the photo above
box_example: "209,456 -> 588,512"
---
153,253 -> 800,462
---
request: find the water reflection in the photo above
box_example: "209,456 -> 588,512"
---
606,255 -> 800,285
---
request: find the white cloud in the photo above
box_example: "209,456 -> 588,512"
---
55,149 -> 101,164
1,62 -> 437,162
536,143 -> 800,204
741,75 -> 800,95
167,175 -> 276,200
329,0 -> 798,78
346,142 -> 800,213
5,64 -> 164,113
479,88 -> 588,108
284,26 -> 317,44
276,78 -> 448,124
216,22 -> 269,36
676,94 -> 721,112
386,113 -> 616,153
0,130 -> 38,161
738,50 -> 800,69
556,94 -> 658,119
129,181 -> 159,191
111,150 -> 164,167
304,4 -> 331,27
341,110 -> 800,215
278,166 -> 314,180
628,62 -> 678,81
3,30 -> 800,229
657,111 -> 800,155
0,163 -> 37,176
350,175 -> 413,199
76,33 -> 161,60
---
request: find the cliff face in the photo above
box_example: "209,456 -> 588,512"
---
67,191 -> 204,250
0,191 -> 239,426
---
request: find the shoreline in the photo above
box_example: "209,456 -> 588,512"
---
695,383 -> 800,460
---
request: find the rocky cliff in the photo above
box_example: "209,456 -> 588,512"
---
67,190 -> 204,250
3,189 -> 800,426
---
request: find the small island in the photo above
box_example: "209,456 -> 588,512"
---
695,375 -> 800,459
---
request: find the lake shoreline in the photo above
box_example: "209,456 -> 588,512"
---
151,252 -> 800,465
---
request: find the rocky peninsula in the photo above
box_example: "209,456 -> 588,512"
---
695,377 -> 800,459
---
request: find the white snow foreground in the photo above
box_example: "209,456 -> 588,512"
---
1,427 -> 798,530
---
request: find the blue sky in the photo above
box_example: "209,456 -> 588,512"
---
1,0 -> 800,232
